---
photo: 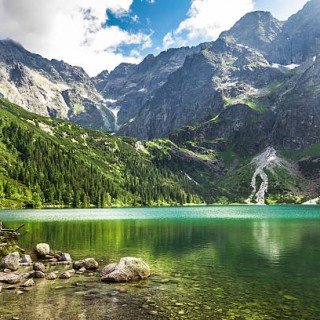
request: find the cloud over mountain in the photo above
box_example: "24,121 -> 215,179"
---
0,0 -> 151,75
163,0 -> 254,49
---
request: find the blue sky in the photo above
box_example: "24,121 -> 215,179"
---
108,0 -> 310,64
0,0 -> 310,75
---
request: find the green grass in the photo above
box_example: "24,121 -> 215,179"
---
244,99 -> 268,113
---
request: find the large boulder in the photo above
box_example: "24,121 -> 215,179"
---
35,243 -> 50,257
101,257 -> 151,283
1,252 -> 20,271
74,258 -> 98,270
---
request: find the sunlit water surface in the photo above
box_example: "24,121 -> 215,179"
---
0,206 -> 320,320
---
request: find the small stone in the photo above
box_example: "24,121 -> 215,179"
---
19,263 -> 32,267
4,268 -> 12,273
74,258 -> 99,270
33,262 -> 46,272
59,271 -> 71,279
16,290 -> 24,295
60,253 -> 72,262
0,274 -> 20,284
20,255 -> 32,264
35,243 -> 50,257
148,311 -> 158,315
45,272 -> 57,280
76,267 -> 86,274
66,269 -> 75,274
21,279 -> 35,287
44,255 -> 55,260
34,271 -> 46,279
21,271 -> 35,280
0,285 -> 2,293
1,252 -> 20,271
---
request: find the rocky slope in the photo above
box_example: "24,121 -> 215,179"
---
117,0 -> 320,143
92,45 -> 202,130
0,39 -> 115,131
1,1 -> 320,204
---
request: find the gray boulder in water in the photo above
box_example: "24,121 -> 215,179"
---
33,262 -> 46,272
35,243 -> 50,257
74,258 -> 99,270
0,273 -> 20,284
101,257 -> 151,283
1,252 -> 20,271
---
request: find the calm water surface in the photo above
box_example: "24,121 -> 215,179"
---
0,206 -> 320,320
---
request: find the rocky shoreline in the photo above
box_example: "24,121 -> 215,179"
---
0,242 -> 151,296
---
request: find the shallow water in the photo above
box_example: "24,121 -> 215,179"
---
0,206 -> 320,319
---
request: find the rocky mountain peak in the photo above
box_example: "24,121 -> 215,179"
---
220,10 -> 283,53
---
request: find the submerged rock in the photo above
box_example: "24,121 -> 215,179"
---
60,253 -> 72,262
74,258 -> 99,270
59,271 -> 71,279
20,254 -> 32,264
21,279 -> 35,287
35,243 -> 50,257
34,271 -> 46,279
75,267 -> 86,274
1,252 -> 20,271
101,257 -> 151,283
45,272 -> 57,280
0,273 -> 20,284
33,262 -> 46,272
21,271 -> 35,280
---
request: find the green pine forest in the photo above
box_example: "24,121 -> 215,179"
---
0,98 -> 206,209
1,97 -> 312,209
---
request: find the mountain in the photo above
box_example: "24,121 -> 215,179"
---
1,1 -> 320,205
119,39 -> 284,139
0,97 -> 318,207
220,11 -> 283,55
115,0 -> 320,140
0,98 -> 211,208
92,45 -> 202,130
0,39 -> 115,132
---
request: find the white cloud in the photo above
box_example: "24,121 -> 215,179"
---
163,0 -> 254,49
0,0 -> 151,76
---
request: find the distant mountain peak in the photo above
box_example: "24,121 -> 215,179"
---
220,10 -> 283,52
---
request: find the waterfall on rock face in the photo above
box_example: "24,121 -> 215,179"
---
247,147 -> 289,205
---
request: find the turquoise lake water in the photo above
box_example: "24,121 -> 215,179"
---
0,206 -> 320,319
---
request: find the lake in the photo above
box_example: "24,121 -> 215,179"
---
0,206 -> 320,319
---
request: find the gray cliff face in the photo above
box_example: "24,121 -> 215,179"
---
220,11 -> 283,55
272,55 -> 320,150
119,39 -> 283,140
0,39 -> 112,131
92,46 -> 202,129
270,0 -> 320,64
220,1 -> 320,65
